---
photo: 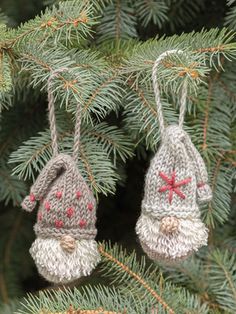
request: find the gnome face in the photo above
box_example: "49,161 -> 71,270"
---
30,238 -> 100,283
22,154 -> 100,283
136,125 -> 210,261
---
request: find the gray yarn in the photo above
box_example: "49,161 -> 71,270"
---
179,80 -> 188,129
152,49 -> 186,138
24,154 -> 97,240
21,69 -> 100,283
141,125 -> 212,219
72,103 -> 81,162
47,68 -> 82,162
47,68 -> 68,157
136,50 -> 212,261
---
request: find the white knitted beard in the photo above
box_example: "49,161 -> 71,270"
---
136,214 -> 208,261
30,238 -> 101,284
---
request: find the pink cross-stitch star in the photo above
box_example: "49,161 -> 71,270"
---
158,171 -> 192,204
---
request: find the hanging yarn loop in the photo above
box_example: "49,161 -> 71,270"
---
136,49 -> 212,261
47,68 -> 81,161
152,49 -> 188,138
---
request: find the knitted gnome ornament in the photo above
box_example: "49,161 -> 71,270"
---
136,50 -> 212,261
21,69 -> 100,283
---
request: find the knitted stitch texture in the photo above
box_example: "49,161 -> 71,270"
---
21,69 -> 100,283
22,153 -> 100,283
22,154 -> 97,240
136,125 -> 211,261
136,50 -> 212,261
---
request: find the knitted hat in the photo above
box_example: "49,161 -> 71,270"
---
136,50 -> 212,261
21,69 -> 100,283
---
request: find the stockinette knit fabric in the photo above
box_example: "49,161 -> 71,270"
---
22,153 -> 100,283
21,69 -> 100,283
136,125 -> 211,261
136,50 -> 212,261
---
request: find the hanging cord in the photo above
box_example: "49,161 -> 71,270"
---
179,80 -> 188,129
72,102 -> 81,161
47,68 -> 81,161
152,49 -> 188,138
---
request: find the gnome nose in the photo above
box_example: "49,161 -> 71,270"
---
160,216 -> 179,235
60,235 -> 76,253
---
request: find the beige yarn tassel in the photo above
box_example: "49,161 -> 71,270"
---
136,50 -> 211,261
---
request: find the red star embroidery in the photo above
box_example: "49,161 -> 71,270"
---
158,171 -> 192,204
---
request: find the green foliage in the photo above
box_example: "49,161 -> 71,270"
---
134,0 -> 169,28
9,120 -> 133,196
151,248 -> 236,313
0,165 -> 27,206
123,28 -> 236,89
121,29 -> 236,151
0,300 -> 23,314
95,0 -> 207,41
209,250 -> 236,312
99,243 -> 209,313
97,0 -> 137,42
166,0 -> 206,31
225,0 -> 236,30
0,50 -> 13,94
0,9 -> 8,24
18,286 -> 144,314
7,0 -> 97,48
0,0 -> 235,312
16,243 -> 209,313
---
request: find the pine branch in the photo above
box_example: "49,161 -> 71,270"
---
0,1 -> 235,311
0,300 -> 23,314
83,122 -> 134,163
202,77 -> 215,151
17,285 -> 146,313
15,242 -> 210,313
0,9 -> 8,24
99,244 -> 175,314
97,0 -> 137,42
166,0 -> 205,31
209,250 -> 236,312
123,81 -> 177,149
0,0 -> 98,104
204,159 -> 234,228
19,45 -> 123,121
135,0 -> 169,28
206,156 -> 223,229
0,48 -> 13,94
38,306 -> 125,314
0,166 -> 27,206
225,0 -> 236,30
3,0 -> 96,48
9,117 -> 133,195
82,73 -> 119,116
98,243 -> 209,313
157,255 -> 226,312
123,28 -> 236,92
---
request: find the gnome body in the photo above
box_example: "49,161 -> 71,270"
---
22,154 -> 100,283
136,125 -> 211,261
